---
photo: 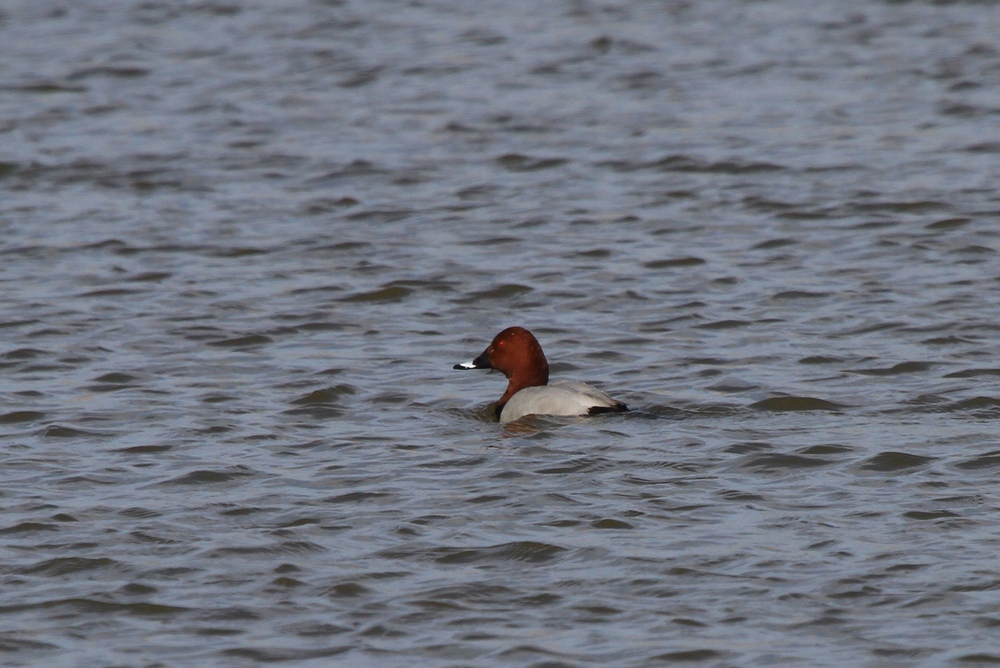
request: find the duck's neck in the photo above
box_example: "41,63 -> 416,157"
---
495,366 -> 549,414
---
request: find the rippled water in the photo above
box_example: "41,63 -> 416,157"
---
3,1 -> 1000,666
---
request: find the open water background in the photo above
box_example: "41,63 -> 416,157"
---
3,1 -> 1000,666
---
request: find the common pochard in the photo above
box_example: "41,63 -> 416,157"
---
454,327 -> 628,423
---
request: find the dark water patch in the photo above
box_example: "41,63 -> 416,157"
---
170,325 -> 226,342
422,583 -> 516,604
963,141 -> 1000,153
849,362 -> 934,376
955,450 -> 1000,470
68,66 -> 150,80
130,531 -> 177,544
750,397 -> 846,412
944,368 -> 1000,378
1,81 -> 88,93
650,648 -> 728,662
800,444 -> 854,456
614,69 -> 667,91
0,636 -> 59,652
87,372 -> 141,392
343,209 -> 411,223
0,245 -> 52,260
496,153 -> 568,171
77,287 -> 145,299
120,507 -> 160,519
128,271 -> 171,282
15,362 -> 74,373
115,444 -> 173,454
859,452 -> 936,472
208,541 -> 325,557
207,334 -> 272,347
314,241 -> 370,254
416,456 -> 488,470
466,494 -> 508,504
924,336 -> 976,345
0,410 -> 46,424
221,646 -> 352,662
0,598 -> 186,617
39,425 -> 100,438
164,468 -> 258,485
940,396 -> 1000,413
288,284 -> 348,298
599,154 -> 784,174
220,507 -> 269,517
19,557 -> 124,577
195,606 -> 262,623
952,580 -> 1000,594
536,457 -> 613,475
771,290 -> 830,300
296,321 -> 353,332
926,217 -> 971,230
954,654 -> 1000,664
903,510 -> 960,521
898,394 -> 951,410
737,453 -> 834,473
340,285 -> 413,303
849,200 -> 947,215
194,627 -> 245,637
382,541 -> 567,565
752,237 -> 798,250
570,248 -> 612,259
462,235 -> 521,246
339,66 -> 382,88
210,246 -> 272,258
833,322 -> 907,337
954,245 -> 996,259
283,405 -> 344,419
200,393 -> 238,404
323,491 -> 391,504
80,238 -> 132,252
291,385 -> 357,405
798,355 -> 844,364
717,489 -> 765,502
0,161 -> 19,179
325,582 -> 371,598
636,403 -> 744,420
0,522 -> 58,534
310,159 -> 385,184
300,196 -> 360,214
3,348 -> 48,359
775,207 -> 840,221
696,319 -> 752,330
643,257 -> 706,269
285,621 -> 352,637
371,391 -> 410,405
458,284 -> 534,301
938,101 -> 988,118
495,643 -> 569,662
455,183 -> 500,200
379,278 -> 455,294
17,160 -> 207,192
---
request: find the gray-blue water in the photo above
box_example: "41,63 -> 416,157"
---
2,1 -> 1000,666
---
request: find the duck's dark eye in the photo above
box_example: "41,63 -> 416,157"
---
496,340 -> 505,347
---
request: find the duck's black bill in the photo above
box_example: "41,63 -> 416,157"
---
453,351 -> 491,370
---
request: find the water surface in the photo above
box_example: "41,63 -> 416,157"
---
2,1 -> 1000,666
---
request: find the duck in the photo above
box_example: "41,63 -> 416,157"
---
454,326 -> 628,423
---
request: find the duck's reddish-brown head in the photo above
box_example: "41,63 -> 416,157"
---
454,327 -> 549,409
